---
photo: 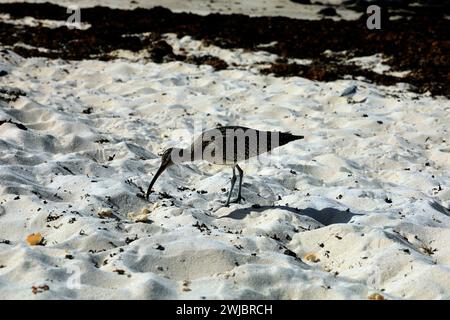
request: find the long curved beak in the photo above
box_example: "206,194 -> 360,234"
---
146,162 -> 169,200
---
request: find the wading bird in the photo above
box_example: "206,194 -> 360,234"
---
146,126 -> 304,206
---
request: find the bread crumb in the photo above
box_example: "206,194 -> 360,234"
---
368,293 -> 385,300
31,284 -> 49,294
98,209 -> 113,218
304,253 -> 320,263
26,233 -> 44,246
181,280 -> 191,291
128,207 -> 152,222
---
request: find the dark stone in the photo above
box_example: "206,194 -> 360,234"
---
149,40 -> 175,63
0,119 -> 27,130
290,0 -> 311,4
185,55 -> 228,70
318,7 -> 338,16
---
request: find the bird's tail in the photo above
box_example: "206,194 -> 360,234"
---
279,132 -> 304,146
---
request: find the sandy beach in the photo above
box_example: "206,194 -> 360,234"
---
0,0 -> 449,300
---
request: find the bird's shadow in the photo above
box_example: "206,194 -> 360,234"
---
218,205 -> 363,226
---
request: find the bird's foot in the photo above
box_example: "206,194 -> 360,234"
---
222,197 -> 245,207
230,196 -> 245,204
222,199 -> 231,207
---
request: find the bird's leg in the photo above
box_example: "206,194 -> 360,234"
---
231,164 -> 244,203
224,166 -> 237,206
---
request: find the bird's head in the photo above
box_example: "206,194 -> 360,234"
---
160,147 -> 175,168
145,147 -> 176,199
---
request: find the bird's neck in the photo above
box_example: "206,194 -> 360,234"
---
170,147 -> 194,164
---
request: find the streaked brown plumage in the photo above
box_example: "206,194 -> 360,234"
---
146,126 -> 304,206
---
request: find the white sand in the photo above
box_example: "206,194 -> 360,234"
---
0,12 -> 91,29
0,0 -> 362,20
1,42 -> 449,299
1,0 -> 450,299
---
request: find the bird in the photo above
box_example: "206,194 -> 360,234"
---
146,126 -> 304,206
339,85 -> 366,103
340,84 -> 357,98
